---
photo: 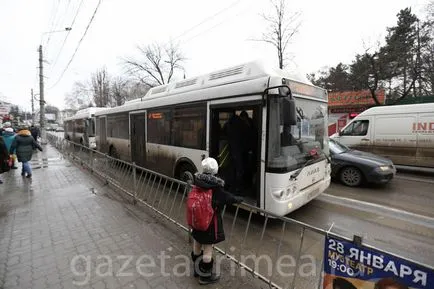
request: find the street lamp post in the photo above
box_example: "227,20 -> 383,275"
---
38,27 -> 71,145
38,45 -> 46,144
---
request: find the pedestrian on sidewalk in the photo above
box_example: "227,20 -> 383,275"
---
0,136 -> 10,184
10,126 -> 43,178
2,127 -> 18,169
30,125 -> 40,149
187,157 -> 243,285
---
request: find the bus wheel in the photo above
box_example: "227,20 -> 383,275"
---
340,166 -> 363,187
109,146 -> 119,159
179,163 -> 196,185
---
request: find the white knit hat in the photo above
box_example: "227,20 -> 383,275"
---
5,127 -> 13,132
202,157 -> 219,175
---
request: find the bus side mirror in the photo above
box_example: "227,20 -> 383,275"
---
281,98 -> 297,126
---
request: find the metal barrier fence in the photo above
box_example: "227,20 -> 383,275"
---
47,134 -> 433,289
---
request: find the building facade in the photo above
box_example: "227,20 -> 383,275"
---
327,89 -> 385,135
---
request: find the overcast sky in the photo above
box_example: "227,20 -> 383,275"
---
0,0 -> 430,111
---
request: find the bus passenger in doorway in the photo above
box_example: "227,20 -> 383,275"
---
239,111 -> 257,189
223,112 -> 245,196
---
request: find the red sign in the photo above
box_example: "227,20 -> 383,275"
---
148,113 -> 163,119
413,122 -> 434,133
328,90 -> 385,107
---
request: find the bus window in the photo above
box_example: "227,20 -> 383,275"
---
107,113 -> 129,139
147,109 -> 171,145
172,105 -> 206,150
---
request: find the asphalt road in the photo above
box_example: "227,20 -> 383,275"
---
325,173 -> 434,217
290,174 -> 434,267
48,133 -> 434,276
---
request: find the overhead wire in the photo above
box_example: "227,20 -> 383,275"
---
44,0 -> 62,48
180,2 -> 252,45
46,0 -> 74,59
172,0 -> 244,42
50,0 -> 85,72
49,0 -> 103,89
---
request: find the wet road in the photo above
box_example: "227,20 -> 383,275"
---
325,173 -> 434,217
289,174 -> 434,267
48,133 -> 434,282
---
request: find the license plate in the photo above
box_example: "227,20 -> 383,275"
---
308,188 -> 319,200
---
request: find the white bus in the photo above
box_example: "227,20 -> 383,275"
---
64,107 -> 107,149
95,61 -> 331,216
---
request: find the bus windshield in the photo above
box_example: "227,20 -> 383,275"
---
267,95 -> 329,172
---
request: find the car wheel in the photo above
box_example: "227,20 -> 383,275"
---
340,166 -> 363,187
109,146 -> 119,159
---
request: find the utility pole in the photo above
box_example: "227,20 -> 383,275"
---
416,19 -> 422,97
38,45 -> 46,144
31,89 -> 35,124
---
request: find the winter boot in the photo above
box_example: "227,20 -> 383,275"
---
198,259 -> 220,285
191,251 -> 203,277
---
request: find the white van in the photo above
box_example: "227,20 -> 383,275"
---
331,103 -> 434,168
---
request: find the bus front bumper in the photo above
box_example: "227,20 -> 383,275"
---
266,176 -> 331,216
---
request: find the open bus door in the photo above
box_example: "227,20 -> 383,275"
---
209,101 -> 262,207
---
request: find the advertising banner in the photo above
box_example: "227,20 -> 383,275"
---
45,113 -> 56,121
328,90 -> 386,107
323,236 -> 433,289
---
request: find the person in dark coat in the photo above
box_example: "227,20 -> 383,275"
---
239,111 -> 258,189
0,136 -> 10,184
223,112 -> 245,196
190,157 -> 243,285
10,127 -> 43,178
30,125 -> 40,149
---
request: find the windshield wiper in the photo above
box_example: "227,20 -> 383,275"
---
290,151 -> 330,181
290,158 -> 316,180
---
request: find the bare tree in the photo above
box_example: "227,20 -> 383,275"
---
125,81 -> 150,100
259,0 -> 301,69
64,81 -> 92,110
111,76 -> 129,106
91,67 -> 111,107
123,41 -> 185,87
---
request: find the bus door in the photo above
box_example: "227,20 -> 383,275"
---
209,101 -> 263,207
130,111 -> 147,167
99,116 -> 107,152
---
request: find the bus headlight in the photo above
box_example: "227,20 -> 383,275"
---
285,188 -> 291,197
286,185 -> 297,197
272,190 -> 285,199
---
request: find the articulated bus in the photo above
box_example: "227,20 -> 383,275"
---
95,61 -> 331,216
64,107 -> 107,149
